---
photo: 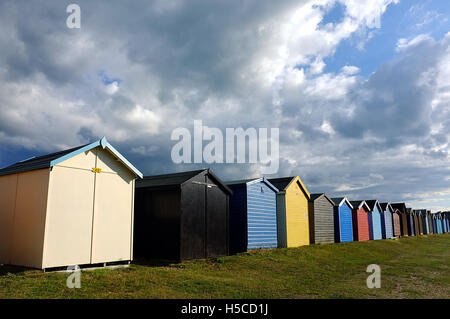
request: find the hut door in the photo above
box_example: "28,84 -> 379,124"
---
182,174 -> 228,259
90,148 -> 134,264
205,175 -> 228,258
90,171 -> 134,264
181,174 -> 207,260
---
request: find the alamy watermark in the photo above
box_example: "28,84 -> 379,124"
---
66,4 -> 81,29
171,120 -> 279,174
66,265 -> 81,289
366,264 -> 381,288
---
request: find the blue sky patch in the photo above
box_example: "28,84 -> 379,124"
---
323,0 -> 450,76
319,1 -> 346,27
98,71 -> 122,85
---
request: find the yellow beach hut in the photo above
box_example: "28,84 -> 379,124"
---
268,176 -> 311,247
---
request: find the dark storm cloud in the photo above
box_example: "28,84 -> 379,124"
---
331,36 -> 446,148
0,1 -> 94,84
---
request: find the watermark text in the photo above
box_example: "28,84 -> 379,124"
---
171,120 -> 279,174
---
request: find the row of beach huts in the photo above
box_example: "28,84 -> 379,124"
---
0,138 -> 448,270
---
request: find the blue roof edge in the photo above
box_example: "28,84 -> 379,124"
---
50,137 -> 143,179
262,176 -> 279,193
246,177 -> 279,193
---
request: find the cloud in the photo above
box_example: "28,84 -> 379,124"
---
396,34 -> 432,51
1,0 -> 450,210
330,34 -> 450,149
341,65 -> 360,75
105,81 -> 119,95
274,31 -> 450,209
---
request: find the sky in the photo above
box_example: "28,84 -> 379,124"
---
0,0 -> 450,211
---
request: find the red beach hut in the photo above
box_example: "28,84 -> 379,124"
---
350,200 -> 370,241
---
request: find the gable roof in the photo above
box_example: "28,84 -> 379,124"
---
414,209 -> 427,216
309,193 -> 335,206
365,200 -> 382,212
226,177 -> 278,193
310,193 -> 323,201
350,200 -> 370,211
267,177 -> 293,191
391,203 -> 407,213
136,168 -> 232,194
380,202 -> 393,212
268,176 -> 310,198
0,137 -> 143,178
0,144 -> 88,177
330,197 -> 353,209
137,169 -> 204,188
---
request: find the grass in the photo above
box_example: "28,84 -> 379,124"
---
0,234 -> 449,299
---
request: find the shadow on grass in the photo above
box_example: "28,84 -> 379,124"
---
0,264 -> 33,276
132,256 -> 229,269
132,258 -> 179,268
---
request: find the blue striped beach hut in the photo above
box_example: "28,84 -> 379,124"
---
330,197 -> 354,243
380,203 -> 395,239
366,200 -> 383,240
226,177 -> 279,254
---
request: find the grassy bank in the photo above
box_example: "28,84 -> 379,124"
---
0,234 -> 449,299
